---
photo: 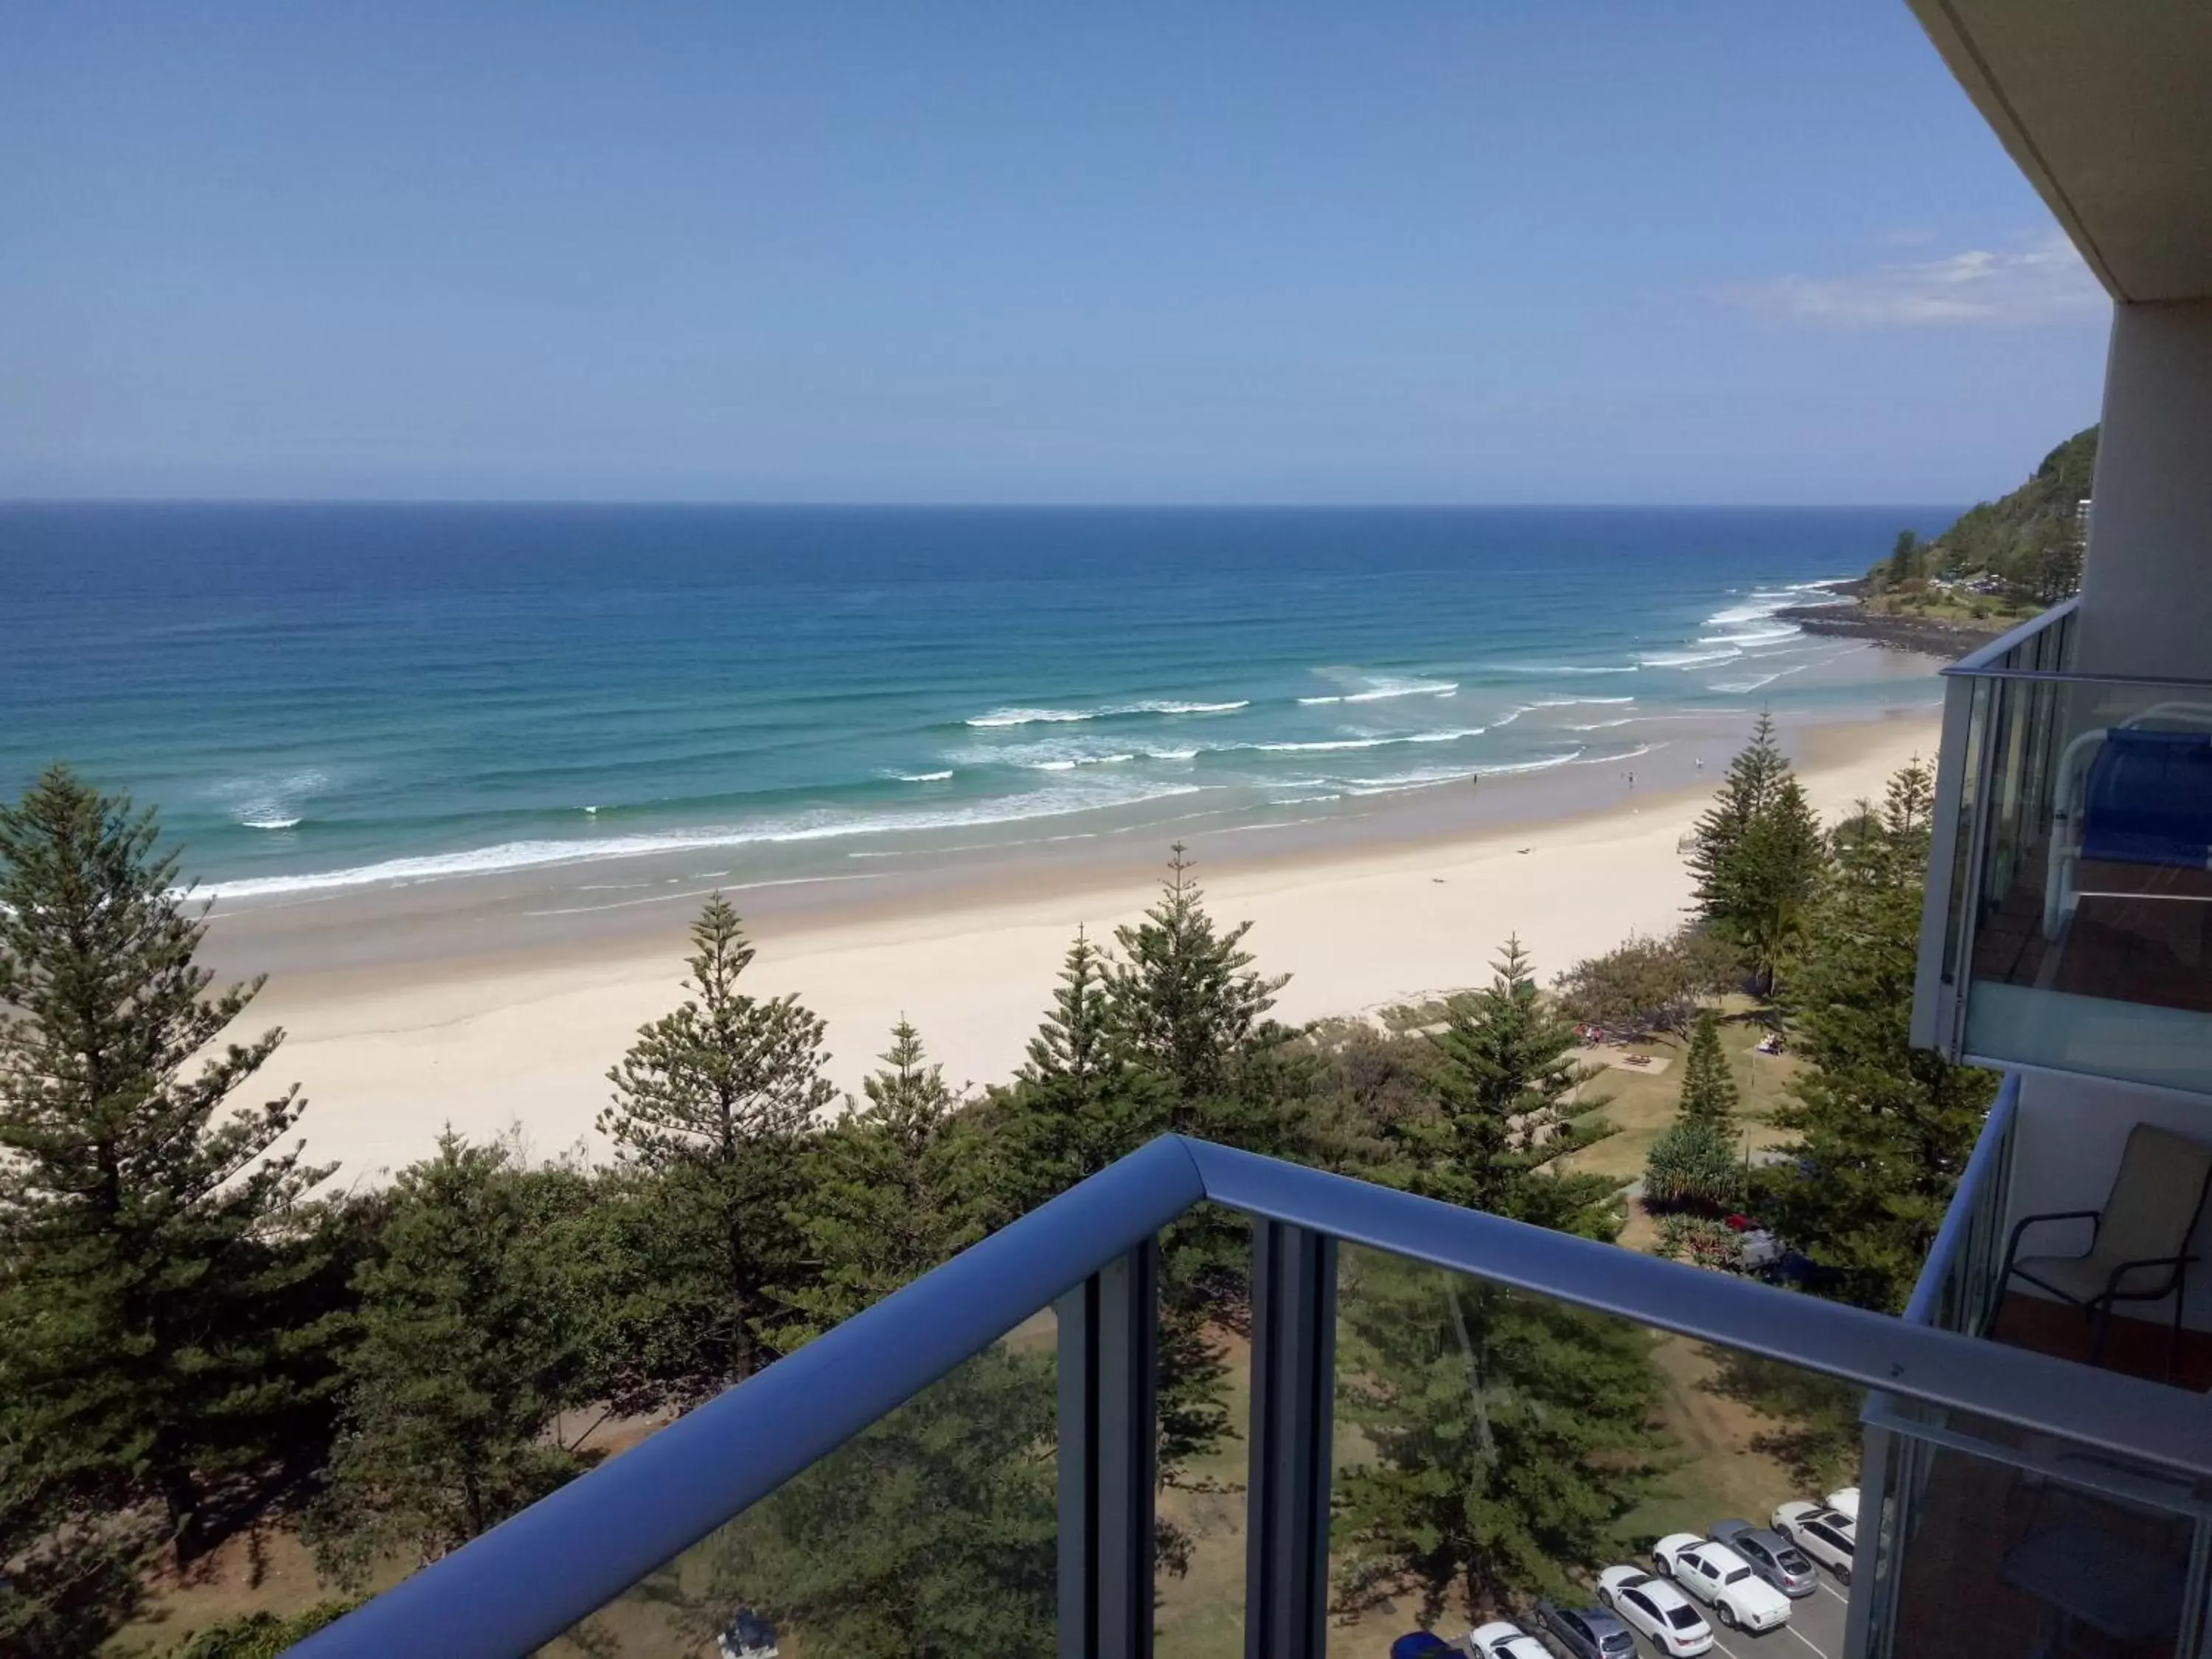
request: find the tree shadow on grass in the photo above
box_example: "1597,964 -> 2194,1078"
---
1696,1345 -> 1865,1492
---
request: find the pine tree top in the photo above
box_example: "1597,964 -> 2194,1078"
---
0,762 -> 321,1218
1022,928 -> 1113,1090
1675,1009 -> 1740,1135
599,893 -> 836,1166
1108,844 -> 1289,1099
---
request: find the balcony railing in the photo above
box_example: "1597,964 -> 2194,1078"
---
1913,598 -> 2212,1097
285,1133 -> 2212,1659
1902,1072 -> 2021,1341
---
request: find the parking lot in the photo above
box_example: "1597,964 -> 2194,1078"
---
1515,1567 -> 1848,1659
1504,1545 -> 1851,1659
1700,1569 -> 1848,1659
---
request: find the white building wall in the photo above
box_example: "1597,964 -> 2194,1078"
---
2073,299 -> 2212,681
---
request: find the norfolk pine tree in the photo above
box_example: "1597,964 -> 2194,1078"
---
0,765 -> 335,1559
599,895 -> 835,1386
1337,944 -> 1661,1617
991,926 -> 1224,1489
1386,936 -> 1621,1240
1641,1011 -> 1747,1214
987,929 -> 1171,1219
1106,842 -> 1293,1134
1763,760 -> 1997,1312
1688,714 -> 1824,995
776,1018 -> 984,1345
307,1135 -> 588,1584
1675,1009 -> 1739,1135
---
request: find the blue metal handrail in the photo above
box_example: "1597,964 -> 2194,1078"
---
1902,1071 -> 2020,1327
293,1135 -> 1205,1659
297,1132 -> 2212,1659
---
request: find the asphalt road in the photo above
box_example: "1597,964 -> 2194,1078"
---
1701,1569 -> 1851,1659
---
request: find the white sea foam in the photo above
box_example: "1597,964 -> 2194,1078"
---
1576,741 -> 1660,765
894,770 -> 955,782
1334,748 -> 1585,796
964,698 -> 1247,728
1146,747 -> 1200,761
1484,662 -> 1641,677
1528,695 -> 1636,709
1703,580 -> 1842,630
218,768 -> 332,831
199,781 -> 1208,900
1406,726 -> 1488,743
1698,625 -> 1801,650
1026,753 -> 1136,771
1251,726 -> 1484,755
1637,647 -> 1744,669
1253,737 -> 1398,753
1707,673 -> 1783,694
965,707 -> 1095,728
1298,675 -> 1458,706
1565,717 -> 1641,731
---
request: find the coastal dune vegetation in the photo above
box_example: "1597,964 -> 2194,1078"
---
0,723 -> 1992,1658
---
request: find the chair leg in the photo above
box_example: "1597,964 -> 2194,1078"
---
2170,1268 -> 2188,1382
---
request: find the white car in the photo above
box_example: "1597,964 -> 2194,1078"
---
1824,1486 -> 1860,1522
1773,1500 -> 1857,1585
1652,1534 -> 1792,1633
1599,1565 -> 1715,1656
1470,1621 -> 1550,1659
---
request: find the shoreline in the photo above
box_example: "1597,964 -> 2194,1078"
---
223,709 -> 1943,1184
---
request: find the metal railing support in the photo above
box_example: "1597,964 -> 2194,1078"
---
1841,1419 -> 1896,1659
1059,1241 -> 1160,1659
1245,1220 -> 1338,1659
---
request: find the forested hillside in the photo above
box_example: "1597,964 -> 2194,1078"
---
1871,425 -> 2098,609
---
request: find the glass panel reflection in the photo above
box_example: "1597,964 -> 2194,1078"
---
541,1308 -> 1057,1658
1329,1241 -> 1864,1657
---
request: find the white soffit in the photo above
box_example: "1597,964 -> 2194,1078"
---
1911,0 -> 2212,304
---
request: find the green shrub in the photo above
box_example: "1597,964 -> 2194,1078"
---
1643,1120 -> 1742,1214
164,1600 -> 358,1659
1654,1214 -> 1739,1270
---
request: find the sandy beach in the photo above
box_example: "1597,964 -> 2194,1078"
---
219,713 -> 1940,1183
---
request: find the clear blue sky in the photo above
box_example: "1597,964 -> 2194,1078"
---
1,3 -> 2110,505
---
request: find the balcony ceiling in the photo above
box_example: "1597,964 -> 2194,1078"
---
1910,0 -> 2212,304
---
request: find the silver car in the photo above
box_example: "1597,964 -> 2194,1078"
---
1708,1520 -> 1819,1598
1534,1598 -> 1637,1659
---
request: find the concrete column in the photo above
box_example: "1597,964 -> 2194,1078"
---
2073,299 -> 2212,680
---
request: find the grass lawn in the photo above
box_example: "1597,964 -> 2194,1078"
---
1558,1000 -> 1802,1252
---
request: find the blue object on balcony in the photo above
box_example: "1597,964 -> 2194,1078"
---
1391,1635 -> 1453,1658
2081,729 -> 2212,869
2045,715 -> 2212,936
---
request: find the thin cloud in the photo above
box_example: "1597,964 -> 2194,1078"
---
1718,234 -> 2106,327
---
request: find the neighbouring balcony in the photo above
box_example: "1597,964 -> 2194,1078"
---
286,1136 -> 2212,1659
1914,598 -> 2212,1097
1865,1076 -> 2212,1659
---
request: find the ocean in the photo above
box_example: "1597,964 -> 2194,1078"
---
0,504 -> 1951,900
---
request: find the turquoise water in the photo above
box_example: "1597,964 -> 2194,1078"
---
0,504 -> 1950,896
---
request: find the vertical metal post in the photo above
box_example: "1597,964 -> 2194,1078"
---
1913,672 -> 1980,1051
1245,1220 -> 1338,1659
1843,1419 -> 1898,1659
1059,1241 -> 1158,1659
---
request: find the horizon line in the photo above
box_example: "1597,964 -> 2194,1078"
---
0,496 -> 1967,513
